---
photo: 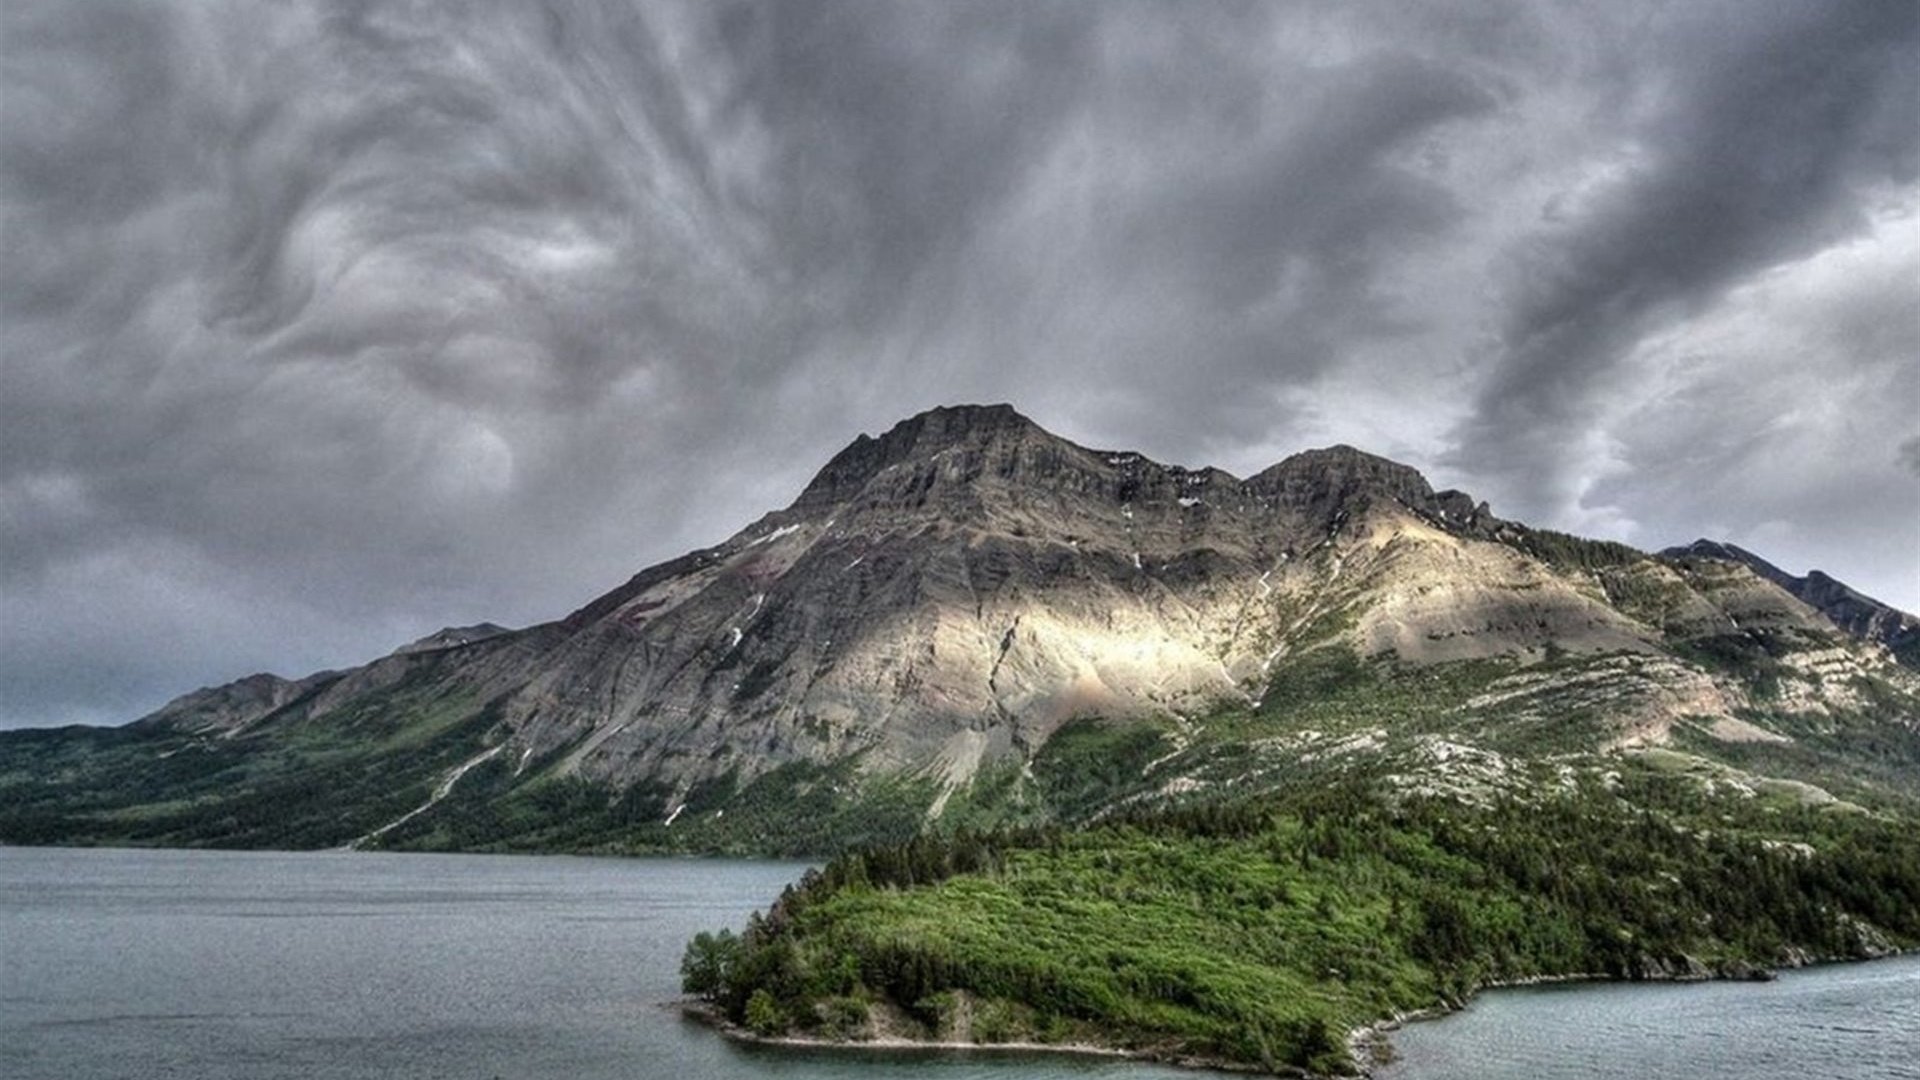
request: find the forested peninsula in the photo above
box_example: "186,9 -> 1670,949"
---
683,775 -> 1920,1075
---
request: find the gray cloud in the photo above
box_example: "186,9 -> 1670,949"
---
1447,0 -> 1918,514
3,0 -> 1916,727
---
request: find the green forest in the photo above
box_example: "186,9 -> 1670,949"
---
684,772 -> 1920,1075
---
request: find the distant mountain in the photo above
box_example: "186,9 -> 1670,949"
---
130,671 -> 327,738
3,404 -> 1916,853
1662,540 -> 1920,668
390,623 -> 515,656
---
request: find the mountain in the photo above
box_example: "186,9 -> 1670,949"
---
124,625 -> 518,739
1662,540 -> 1920,668
391,623 -> 514,656
3,404 -> 1917,852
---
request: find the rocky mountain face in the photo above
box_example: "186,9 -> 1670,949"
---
1663,540 -> 1920,668
5,404 -> 1917,853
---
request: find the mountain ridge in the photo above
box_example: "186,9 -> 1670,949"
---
1662,539 -> 1920,667
3,403 -> 1915,853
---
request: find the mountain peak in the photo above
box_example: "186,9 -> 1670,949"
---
793,406 -> 1481,532
1662,538 -> 1919,665
1667,538 -> 1765,565
865,403 -> 1037,449
794,403 -> 1048,509
392,623 -> 514,656
1247,443 -> 1441,518
880,402 -> 1039,450
31,401 -> 1920,859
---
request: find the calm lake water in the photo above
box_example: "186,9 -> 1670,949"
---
3,847 -> 1914,1080
0,847 -> 1192,1080
1379,950 -> 1920,1080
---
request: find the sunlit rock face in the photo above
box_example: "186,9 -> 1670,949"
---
479,403 -> 1649,791
140,404 -> 1905,805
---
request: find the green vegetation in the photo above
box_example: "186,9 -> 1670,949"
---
1594,562 -> 1699,628
686,776 -> 1920,1074
1509,528 -> 1644,573
1671,633 -> 1799,699
373,754 -> 942,857
1028,717 -> 1168,820
0,673 -> 502,849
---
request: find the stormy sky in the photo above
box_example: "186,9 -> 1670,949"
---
3,0 -> 1915,728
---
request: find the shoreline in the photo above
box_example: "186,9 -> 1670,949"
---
679,947 -> 1916,1080
675,999 -> 1273,1076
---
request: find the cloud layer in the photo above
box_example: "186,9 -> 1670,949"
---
4,0 -> 1915,726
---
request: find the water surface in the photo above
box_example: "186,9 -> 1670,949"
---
1378,953 -> 1920,1080
6,847 -> 1914,1079
0,846 -> 1192,1080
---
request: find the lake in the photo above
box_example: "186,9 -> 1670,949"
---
1378,950 -> 1920,1080
3,847 -> 1914,1080
0,847 -> 1192,1080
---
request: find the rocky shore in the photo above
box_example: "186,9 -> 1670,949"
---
677,999 -> 1279,1076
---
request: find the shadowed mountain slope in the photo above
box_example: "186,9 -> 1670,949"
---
1663,539 -> 1920,668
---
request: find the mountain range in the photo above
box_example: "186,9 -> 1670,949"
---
3,403 -> 1916,852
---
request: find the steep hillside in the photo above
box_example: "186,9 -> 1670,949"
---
3,404 -> 1916,853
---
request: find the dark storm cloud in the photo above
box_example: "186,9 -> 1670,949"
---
3,0 -> 1915,727
3,0 -> 795,725
717,1 -> 1506,455
1448,0 -> 1919,514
